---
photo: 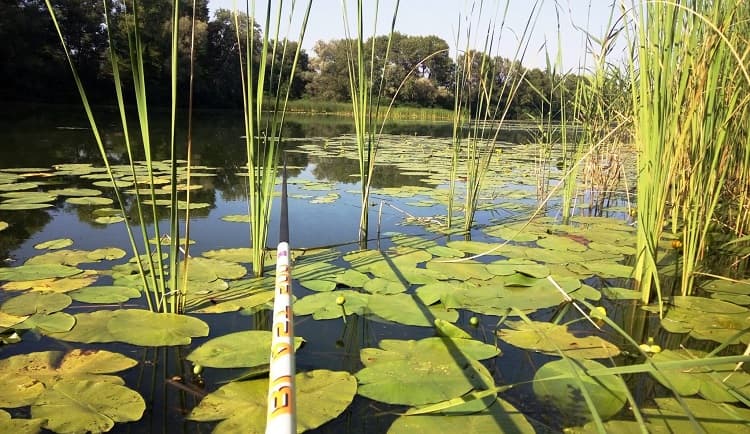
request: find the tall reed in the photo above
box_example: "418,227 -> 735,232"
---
235,1 -> 312,276
46,0 -> 189,313
627,0 -> 750,306
341,0 -> 400,245
448,0 -> 542,234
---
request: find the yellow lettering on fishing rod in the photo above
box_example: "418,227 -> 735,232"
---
269,376 -> 293,416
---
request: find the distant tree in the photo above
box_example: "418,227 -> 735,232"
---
305,39 -> 352,101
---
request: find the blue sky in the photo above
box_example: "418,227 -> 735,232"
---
208,1 -> 622,71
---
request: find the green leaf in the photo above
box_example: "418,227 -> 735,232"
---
533,358 -> 628,422
644,397 -> 750,433
186,330 -> 304,368
34,238 -> 74,250
188,370 -> 356,434
498,320 -> 620,359
387,398 -> 535,433
1,292 -> 72,315
0,264 -> 83,281
0,409 -> 45,433
299,279 -> 337,292
47,310 -> 115,343
15,312 -> 76,334
69,286 -> 142,304
66,196 -> 114,206
294,290 -> 369,319
106,310 -> 209,346
31,380 -> 144,433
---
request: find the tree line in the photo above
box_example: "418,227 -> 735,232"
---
1,0 -> 584,119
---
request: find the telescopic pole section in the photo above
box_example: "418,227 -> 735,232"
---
265,159 -> 295,434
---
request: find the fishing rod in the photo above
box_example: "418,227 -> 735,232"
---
265,160 -> 296,434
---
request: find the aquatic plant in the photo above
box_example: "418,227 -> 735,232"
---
235,1 -> 312,276
341,0 -> 400,245
627,0 -> 750,306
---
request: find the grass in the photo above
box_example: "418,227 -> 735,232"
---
284,98 -> 455,120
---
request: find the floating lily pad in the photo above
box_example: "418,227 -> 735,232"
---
537,234 -> 589,252
0,409 -> 45,433
335,269 -> 370,288
0,202 -> 52,210
0,310 -> 30,328
190,289 -> 274,314
661,296 -> 750,344
106,310 -> 209,346
187,330 -> 304,368
1,192 -> 56,203
387,398 -> 535,434
0,349 -> 137,408
69,286 -> 142,304
299,279 -> 337,292
357,337 -> 497,406
48,187 -> 103,197
188,370 -> 356,434
1,292 -> 72,315
32,380 -> 145,433
0,182 -> 39,192
202,247 -> 254,263
643,397 -> 750,433
533,358 -> 628,422
498,320 -> 620,359
94,216 -> 126,224
66,196 -> 114,206
34,238 -> 74,250
650,349 -> 750,403
221,214 -> 251,223
15,312 -> 76,334
581,261 -> 633,279
294,290 -> 370,319
47,310 -> 114,343
2,270 -> 99,293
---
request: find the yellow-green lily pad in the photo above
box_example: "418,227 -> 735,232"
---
187,330 -> 304,368
498,320 -> 620,359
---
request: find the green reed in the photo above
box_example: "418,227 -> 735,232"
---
46,0 -> 191,313
340,0 -> 400,245
235,1 -> 312,276
627,0 -> 750,307
448,0 -> 542,234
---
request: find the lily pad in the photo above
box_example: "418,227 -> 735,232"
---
188,370 -> 356,434
294,290 -> 369,319
1,292 -> 72,315
187,330 -> 304,368
47,310 -> 115,343
650,349 -> 750,403
66,196 -> 114,206
643,397 -> 750,433
15,312 -> 76,334
0,349 -> 137,408
661,296 -> 750,344
48,187 -> 103,197
34,238 -> 74,250
498,320 -> 620,359
0,202 -> 52,210
69,286 -> 142,304
31,380 -> 145,433
0,409 -> 45,433
533,358 -> 628,422
387,398 -> 535,434
106,310 -> 209,346
357,337 -> 496,406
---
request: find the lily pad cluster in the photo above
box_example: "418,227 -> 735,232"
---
0,349 -> 144,433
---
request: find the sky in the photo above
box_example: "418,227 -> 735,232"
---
208,0 -> 623,71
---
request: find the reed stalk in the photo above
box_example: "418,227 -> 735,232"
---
235,0 -> 312,277
627,0 -> 750,307
47,0 -> 191,313
448,1 -> 542,234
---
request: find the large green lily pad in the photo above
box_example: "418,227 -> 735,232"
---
643,397 -> 750,433
387,398 -> 535,434
34,238 -> 74,250
69,286 -> 142,304
0,349 -> 137,408
356,337 -> 498,406
1,292 -> 72,315
47,310 -> 114,343
533,358 -> 628,422
498,320 -> 620,359
31,380 -> 144,433
106,310 -> 209,346
15,312 -> 76,334
661,296 -> 750,344
650,349 -> 750,403
188,370 -> 356,434
0,409 -> 45,433
186,330 -> 304,368
0,264 -> 83,281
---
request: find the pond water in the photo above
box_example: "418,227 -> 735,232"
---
4,104 -> 742,434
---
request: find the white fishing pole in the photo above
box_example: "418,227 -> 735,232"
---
265,161 -> 296,434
